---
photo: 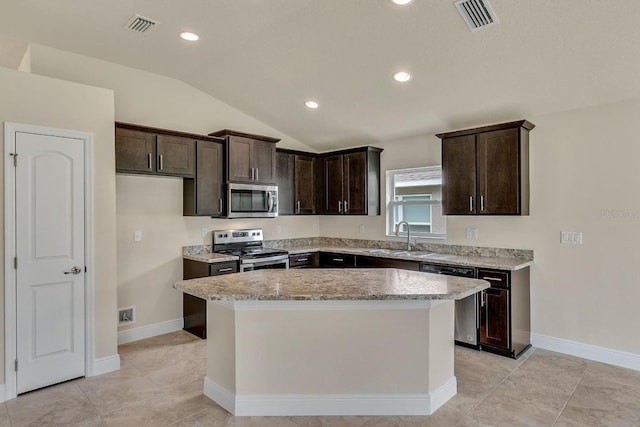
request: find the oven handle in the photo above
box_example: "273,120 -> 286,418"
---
240,255 -> 289,265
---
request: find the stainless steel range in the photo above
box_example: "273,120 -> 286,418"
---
213,228 -> 289,272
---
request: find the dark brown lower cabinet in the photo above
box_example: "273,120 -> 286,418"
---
289,253 -> 319,268
355,256 -> 420,271
478,267 -> 531,358
182,259 -> 238,339
319,252 -> 356,268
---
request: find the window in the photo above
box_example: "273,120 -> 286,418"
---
387,166 -> 445,239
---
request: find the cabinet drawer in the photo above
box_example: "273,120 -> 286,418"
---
289,253 -> 318,268
356,256 -> 420,271
319,252 -> 356,268
477,269 -> 510,289
209,261 -> 238,276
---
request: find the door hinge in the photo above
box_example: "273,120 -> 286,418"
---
14,257 -> 17,269
9,153 -> 17,167
14,359 -> 18,372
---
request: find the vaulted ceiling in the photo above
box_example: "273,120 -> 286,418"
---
1,0 -> 640,150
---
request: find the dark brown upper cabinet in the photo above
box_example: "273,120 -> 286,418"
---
276,150 -> 317,215
209,129 -> 280,184
437,120 -> 534,216
115,122 -> 198,178
184,140 -> 225,217
319,146 -> 382,215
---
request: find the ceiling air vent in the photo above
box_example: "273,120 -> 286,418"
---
455,0 -> 499,32
125,14 -> 159,34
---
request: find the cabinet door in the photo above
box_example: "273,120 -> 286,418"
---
228,136 -> 253,182
197,141 -> 224,216
477,128 -> 520,214
323,155 -> 344,214
344,151 -> 367,215
480,287 -> 510,350
442,135 -> 477,214
156,135 -> 195,177
115,128 -> 156,173
355,256 -> 420,271
276,152 -> 295,215
252,139 -> 276,184
294,154 -> 316,214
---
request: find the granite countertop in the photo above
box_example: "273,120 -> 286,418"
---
284,246 -> 531,271
183,245 -> 532,271
183,252 -> 238,263
174,268 -> 490,301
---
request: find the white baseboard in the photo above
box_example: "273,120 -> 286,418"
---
91,354 -> 121,377
204,377 -> 236,414
203,376 -> 456,416
0,383 -> 6,403
531,333 -> 640,371
118,318 -> 184,345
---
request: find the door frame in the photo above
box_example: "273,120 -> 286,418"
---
3,122 -> 96,400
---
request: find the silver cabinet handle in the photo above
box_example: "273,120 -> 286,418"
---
481,195 -> 485,212
297,258 -> 308,262
469,196 -> 473,212
218,198 -> 223,214
250,168 -> 254,180
482,276 -> 503,282
255,168 -> 259,180
338,200 -> 342,213
159,154 -> 164,171
217,267 -> 233,273
481,290 -> 486,307
147,153 -> 152,170
332,258 -> 344,262
296,201 -> 301,213
64,266 -> 82,275
344,200 -> 349,213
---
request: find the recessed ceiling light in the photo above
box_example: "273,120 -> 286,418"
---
392,0 -> 413,5
393,71 -> 412,82
305,100 -> 319,109
180,32 -> 199,41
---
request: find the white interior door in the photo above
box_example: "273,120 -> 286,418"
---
15,131 -> 85,394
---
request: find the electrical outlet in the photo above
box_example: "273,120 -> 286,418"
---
312,223 -> 319,232
359,224 -> 365,234
276,225 -> 282,234
561,231 -> 583,244
466,228 -> 478,240
201,227 -> 208,238
134,231 -> 142,242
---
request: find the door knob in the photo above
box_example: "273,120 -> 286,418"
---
64,266 -> 82,275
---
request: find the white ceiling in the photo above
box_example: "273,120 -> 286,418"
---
1,0 -> 640,150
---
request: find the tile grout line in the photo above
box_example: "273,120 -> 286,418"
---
454,348 -> 537,426
551,364 -> 588,426
166,407 -> 211,426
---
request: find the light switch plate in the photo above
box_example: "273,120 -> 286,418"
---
359,224 -> 365,234
134,231 -> 142,242
201,227 -> 208,238
561,231 -> 583,244
276,225 -> 282,234
466,228 -> 478,240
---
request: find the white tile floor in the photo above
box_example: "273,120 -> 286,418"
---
1,331 -> 638,426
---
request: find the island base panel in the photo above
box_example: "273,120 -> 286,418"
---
204,300 -> 457,416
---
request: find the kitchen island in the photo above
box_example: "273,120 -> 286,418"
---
174,268 -> 489,416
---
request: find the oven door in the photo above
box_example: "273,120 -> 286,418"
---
228,183 -> 278,218
240,255 -> 289,272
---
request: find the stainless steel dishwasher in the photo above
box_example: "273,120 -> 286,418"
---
421,263 -> 479,349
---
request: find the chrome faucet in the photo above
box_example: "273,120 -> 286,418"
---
395,221 -> 411,251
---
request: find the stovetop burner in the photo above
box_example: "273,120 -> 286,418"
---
212,228 -> 287,259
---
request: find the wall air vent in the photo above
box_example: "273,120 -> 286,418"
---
125,14 -> 159,34
455,0 -> 499,32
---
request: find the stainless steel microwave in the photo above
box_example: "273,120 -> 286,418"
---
227,183 -> 278,218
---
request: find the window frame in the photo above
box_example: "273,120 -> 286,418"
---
386,166 -> 446,240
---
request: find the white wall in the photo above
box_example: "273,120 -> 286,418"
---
322,99 -> 640,356
0,66 -> 118,380
27,44 -> 320,334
